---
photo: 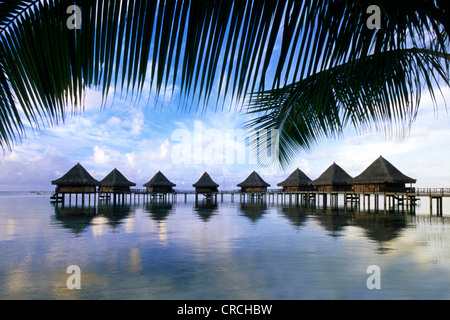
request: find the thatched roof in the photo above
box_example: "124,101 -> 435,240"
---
144,171 -> 176,187
51,163 -> 99,186
193,172 -> 219,188
99,168 -> 136,187
237,171 -> 270,187
277,168 -> 311,187
350,156 -> 416,184
310,163 -> 352,186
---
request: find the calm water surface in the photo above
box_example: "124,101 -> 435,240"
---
0,192 -> 449,300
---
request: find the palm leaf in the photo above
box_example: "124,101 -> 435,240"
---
246,48 -> 449,169
0,0 -> 448,158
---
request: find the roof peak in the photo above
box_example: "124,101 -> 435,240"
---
278,167 -> 311,187
193,172 -> 219,188
350,156 -> 416,184
311,162 -> 352,186
237,171 -> 270,187
52,163 -> 99,186
144,171 -> 176,187
99,168 -> 136,187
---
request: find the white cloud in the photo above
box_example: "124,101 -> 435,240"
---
83,87 -> 116,111
119,107 -> 146,136
0,144 -> 71,190
159,139 -> 169,159
106,116 -> 121,126
93,146 -> 112,164
126,152 -> 136,168
129,116 -> 144,135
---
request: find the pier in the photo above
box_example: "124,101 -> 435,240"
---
50,158 -> 449,216
51,187 -> 450,216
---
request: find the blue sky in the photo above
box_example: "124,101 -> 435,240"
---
0,79 -> 449,191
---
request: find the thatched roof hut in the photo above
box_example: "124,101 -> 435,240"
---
99,168 -> 136,193
237,171 -> 270,193
310,162 -> 352,192
277,168 -> 312,192
350,156 -> 416,192
52,163 -> 99,193
144,171 -> 176,193
193,172 -> 219,193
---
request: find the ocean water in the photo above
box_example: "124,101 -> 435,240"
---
0,192 -> 449,300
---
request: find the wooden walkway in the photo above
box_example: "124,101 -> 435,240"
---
51,188 -> 450,216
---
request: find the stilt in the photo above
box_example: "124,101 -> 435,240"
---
430,196 -> 433,215
344,193 -> 348,213
362,193 -> 365,213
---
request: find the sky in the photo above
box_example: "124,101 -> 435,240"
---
0,4 -> 449,192
0,79 -> 449,191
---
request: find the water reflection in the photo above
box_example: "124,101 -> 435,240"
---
51,203 -> 134,235
353,213 -> 409,251
278,203 -> 412,253
313,210 -> 352,238
239,202 -> 268,223
194,200 -> 218,222
97,204 -> 134,229
51,200 -> 416,247
277,204 -> 308,228
51,206 -> 96,235
145,202 -> 174,222
3,196 -> 450,299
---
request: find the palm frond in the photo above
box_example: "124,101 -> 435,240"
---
0,0 -> 78,148
0,0 -> 448,156
0,0 -> 289,148
246,48 -> 449,169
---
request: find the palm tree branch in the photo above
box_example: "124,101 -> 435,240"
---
0,0 -> 448,152
245,47 -> 450,168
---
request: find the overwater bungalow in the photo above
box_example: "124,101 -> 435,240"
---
144,171 -> 176,193
51,163 -> 99,193
237,171 -> 270,193
193,172 -> 219,194
310,162 -> 352,192
349,156 -> 416,193
277,168 -> 312,192
99,168 -> 136,193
